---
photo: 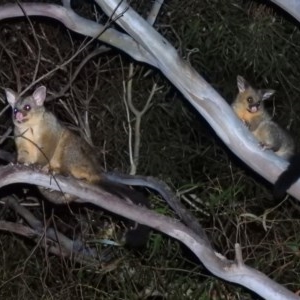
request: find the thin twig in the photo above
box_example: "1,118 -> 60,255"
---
19,5 -> 126,97
0,127 -> 12,145
17,1 -> 42,83
0,41 -> 21,92
125,64 -> 161,174
46,46 -> 110,102
4,196 -> 99,260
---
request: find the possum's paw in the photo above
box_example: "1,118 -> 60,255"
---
242,120 -> 250,129
260,142 -> 274,151
42,164 -> 50,173
41,164 -> 59,175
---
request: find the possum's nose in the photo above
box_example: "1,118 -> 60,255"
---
15,111 -> 25,122
248,102 -> 260,113
249,106 -> 258,113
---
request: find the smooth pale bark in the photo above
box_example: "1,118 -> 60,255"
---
0,3 -> 157,67
1,2 -> 299,198
99,0 -> 300,199
270,0 -> 300,21
0,164 -> 298,300
0,2 -> 299,299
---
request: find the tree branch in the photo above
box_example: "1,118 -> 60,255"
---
1,196 -> 104,264
102,171 -> 210,244
98,0 -> 300,200
270,0 -> 300,21
1,2 -> 300,198
0,164 -> 298,300
0,3 -> 157,67
0,1 -> 299,298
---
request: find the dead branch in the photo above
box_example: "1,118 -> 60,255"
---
0,1 -> 299,298
0,3 -> 156,67
102,171 -> 210,244
1,196 -> 105,265
270,0 -> 300,21
98,0 -> 300,199
0,218 -> 100,266
0,164 -> 298,300
124,63 -> 157,174
1,2 -> 299,200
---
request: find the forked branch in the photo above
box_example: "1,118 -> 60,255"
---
0,164 -> 298,300
1,1 -> 300,198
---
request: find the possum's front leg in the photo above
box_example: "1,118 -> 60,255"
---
259,142 -> 278,151
15,136 -> 39,165
17,148 -> 34,165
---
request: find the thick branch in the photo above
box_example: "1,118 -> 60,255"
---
270,0 -> 300,22
102,171 -> 210,244
1,3 -> 300,198
98,0 -> 300,199
0,2 -> 299,297
0,3 -> 157,67
0,164 -> 298,300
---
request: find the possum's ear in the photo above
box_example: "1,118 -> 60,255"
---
5,88 -> 18,107
237,75 -> 249,93
32,86 -> 47,106
260,89 -> 275,101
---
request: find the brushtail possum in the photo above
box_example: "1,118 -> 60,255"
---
5,86 -> 149,247
231,75 -> 294,159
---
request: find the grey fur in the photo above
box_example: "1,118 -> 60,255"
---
232,76 -> 294,159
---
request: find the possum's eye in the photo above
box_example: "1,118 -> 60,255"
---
247,97 -> 253,103
24,105 -> 31,111
13,108 -> 18,114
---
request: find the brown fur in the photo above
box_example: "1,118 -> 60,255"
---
6,86 -> 102,183
6,86 -> 150,247
231,75 -> 294,159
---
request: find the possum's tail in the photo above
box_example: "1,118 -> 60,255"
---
274,154 -> 300,199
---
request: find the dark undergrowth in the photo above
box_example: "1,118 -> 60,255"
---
0,0 -> 299,299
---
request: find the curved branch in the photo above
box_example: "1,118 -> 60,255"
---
0,3 -> 157,67
0,164 -> 298,300
102,171 -> 210,244
0,219 -> 98,264
1,3 -> 300,197
0,2 -> 299,297
270,0 -> 300,21
98,0 -> 300,199
4,196 -> 97,258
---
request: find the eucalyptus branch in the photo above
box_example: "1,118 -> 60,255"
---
2,196 -> 100,262
0,164 -> 298,300
98,0 -> 300,200
0,3 -> 156,66
2,2 -> 299,198
270,0 -> 300,21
